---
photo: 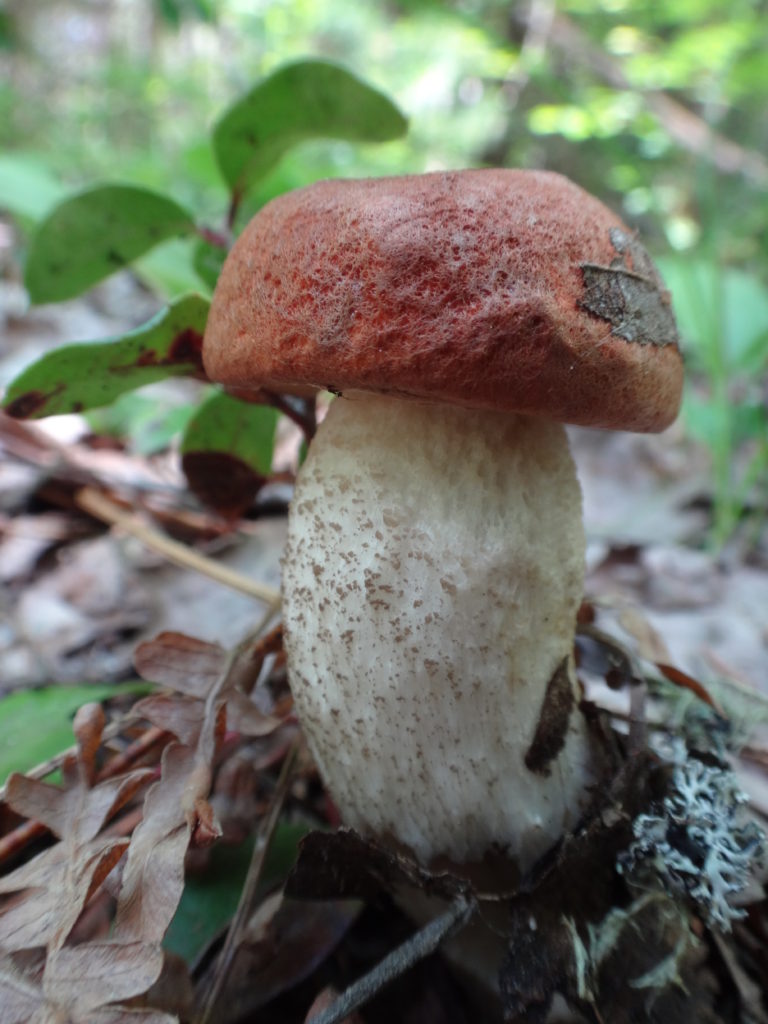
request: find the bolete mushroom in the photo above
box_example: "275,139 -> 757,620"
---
203,169 -> 682,877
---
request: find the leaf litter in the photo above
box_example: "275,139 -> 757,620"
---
2,289 -> 768,1020
0,619 -> 295,1022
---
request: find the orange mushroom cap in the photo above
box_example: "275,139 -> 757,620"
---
203,169 -> 683,432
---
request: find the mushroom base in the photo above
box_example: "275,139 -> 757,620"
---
283,394 -> 598,872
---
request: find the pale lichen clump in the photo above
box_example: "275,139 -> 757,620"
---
620,757 -> 766,931
282,394 -> 600,871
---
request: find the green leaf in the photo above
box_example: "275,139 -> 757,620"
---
86,392 -> 198,455
181,392 -> 279,514
134,237 -> 212,300
3,294 -> 209,419
0,153 -> 67,225
164,822 -> 309,963
0,682 -> 149,786
192,237 -> 227,292
658,257 -> 768,375
212,59 -> 407,198
24,184 -> 197,303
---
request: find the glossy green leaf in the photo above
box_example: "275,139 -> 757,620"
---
3,294 -> 209,419
0,682 -> 150,786
212,60 -> 407,197
24,184 -> 197,303
181,391 -> 278,514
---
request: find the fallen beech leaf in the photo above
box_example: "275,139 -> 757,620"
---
132,693 -> 207,747
80,1008 -> 177,1023
217,892 -> 361,1018
133,632 -> 284,745
0,957 -> 44,1024
113,744 -> 198,944
4,768 -> 152,846
0,944 -> 178,1024
617,605 -> 672,663
43,941 -> 165,1016
0,766 -> 151,953
286,829 -> 468,904
0,839 -> 129,952
133,632 -> 226,699
226,690 -> 283,738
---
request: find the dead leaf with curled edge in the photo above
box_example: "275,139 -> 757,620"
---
207,891 -> 362,1020
0,942 -> 176,1024
132,631 -> 285,746
579,227 -> 679,349
0,760 -> 152,953
112,743 -> 200,947
114,630 -> 286,946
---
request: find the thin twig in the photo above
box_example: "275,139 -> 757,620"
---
306,894 -> 476,1024
262,390 -> 317,442
75,486 -> 282,607
197,736 -> 301,1024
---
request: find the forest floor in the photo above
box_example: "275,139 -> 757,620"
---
1,266 -> 768,1023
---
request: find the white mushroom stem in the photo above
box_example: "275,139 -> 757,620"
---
283,393 -> 599,873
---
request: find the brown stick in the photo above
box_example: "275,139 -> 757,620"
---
75,486 -> 282,606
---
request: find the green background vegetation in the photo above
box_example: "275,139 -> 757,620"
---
2,0 -> 768,542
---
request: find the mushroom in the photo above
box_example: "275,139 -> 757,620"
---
203,169 -> 682,878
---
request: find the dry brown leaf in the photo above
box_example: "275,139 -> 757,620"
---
132,693 -> 206,747
133,631 -> 285,739
133,632 -> 226,699
0,839 -> 129,953
0,954 -> 46,1023
73,701 -> 107,787
79,1007 -> 177,1023
226,690 -> 284,738
113,744 -> 198,945
114,691 -> 226,944
617,604 -> 672,663
43,941 -> 165,1017
655,662 -> 726,716
209,892 -> 361,1020
4,767 -> 152,846
0,766 -> 152,953
0,943 -> 177,1024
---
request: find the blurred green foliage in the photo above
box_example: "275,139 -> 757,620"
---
0,682 -> 150,785
1,0 -> 767,541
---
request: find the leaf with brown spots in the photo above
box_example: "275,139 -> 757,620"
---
24,184 -> 195,303
180,391 -> 279,515
3,294 -> 209,420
